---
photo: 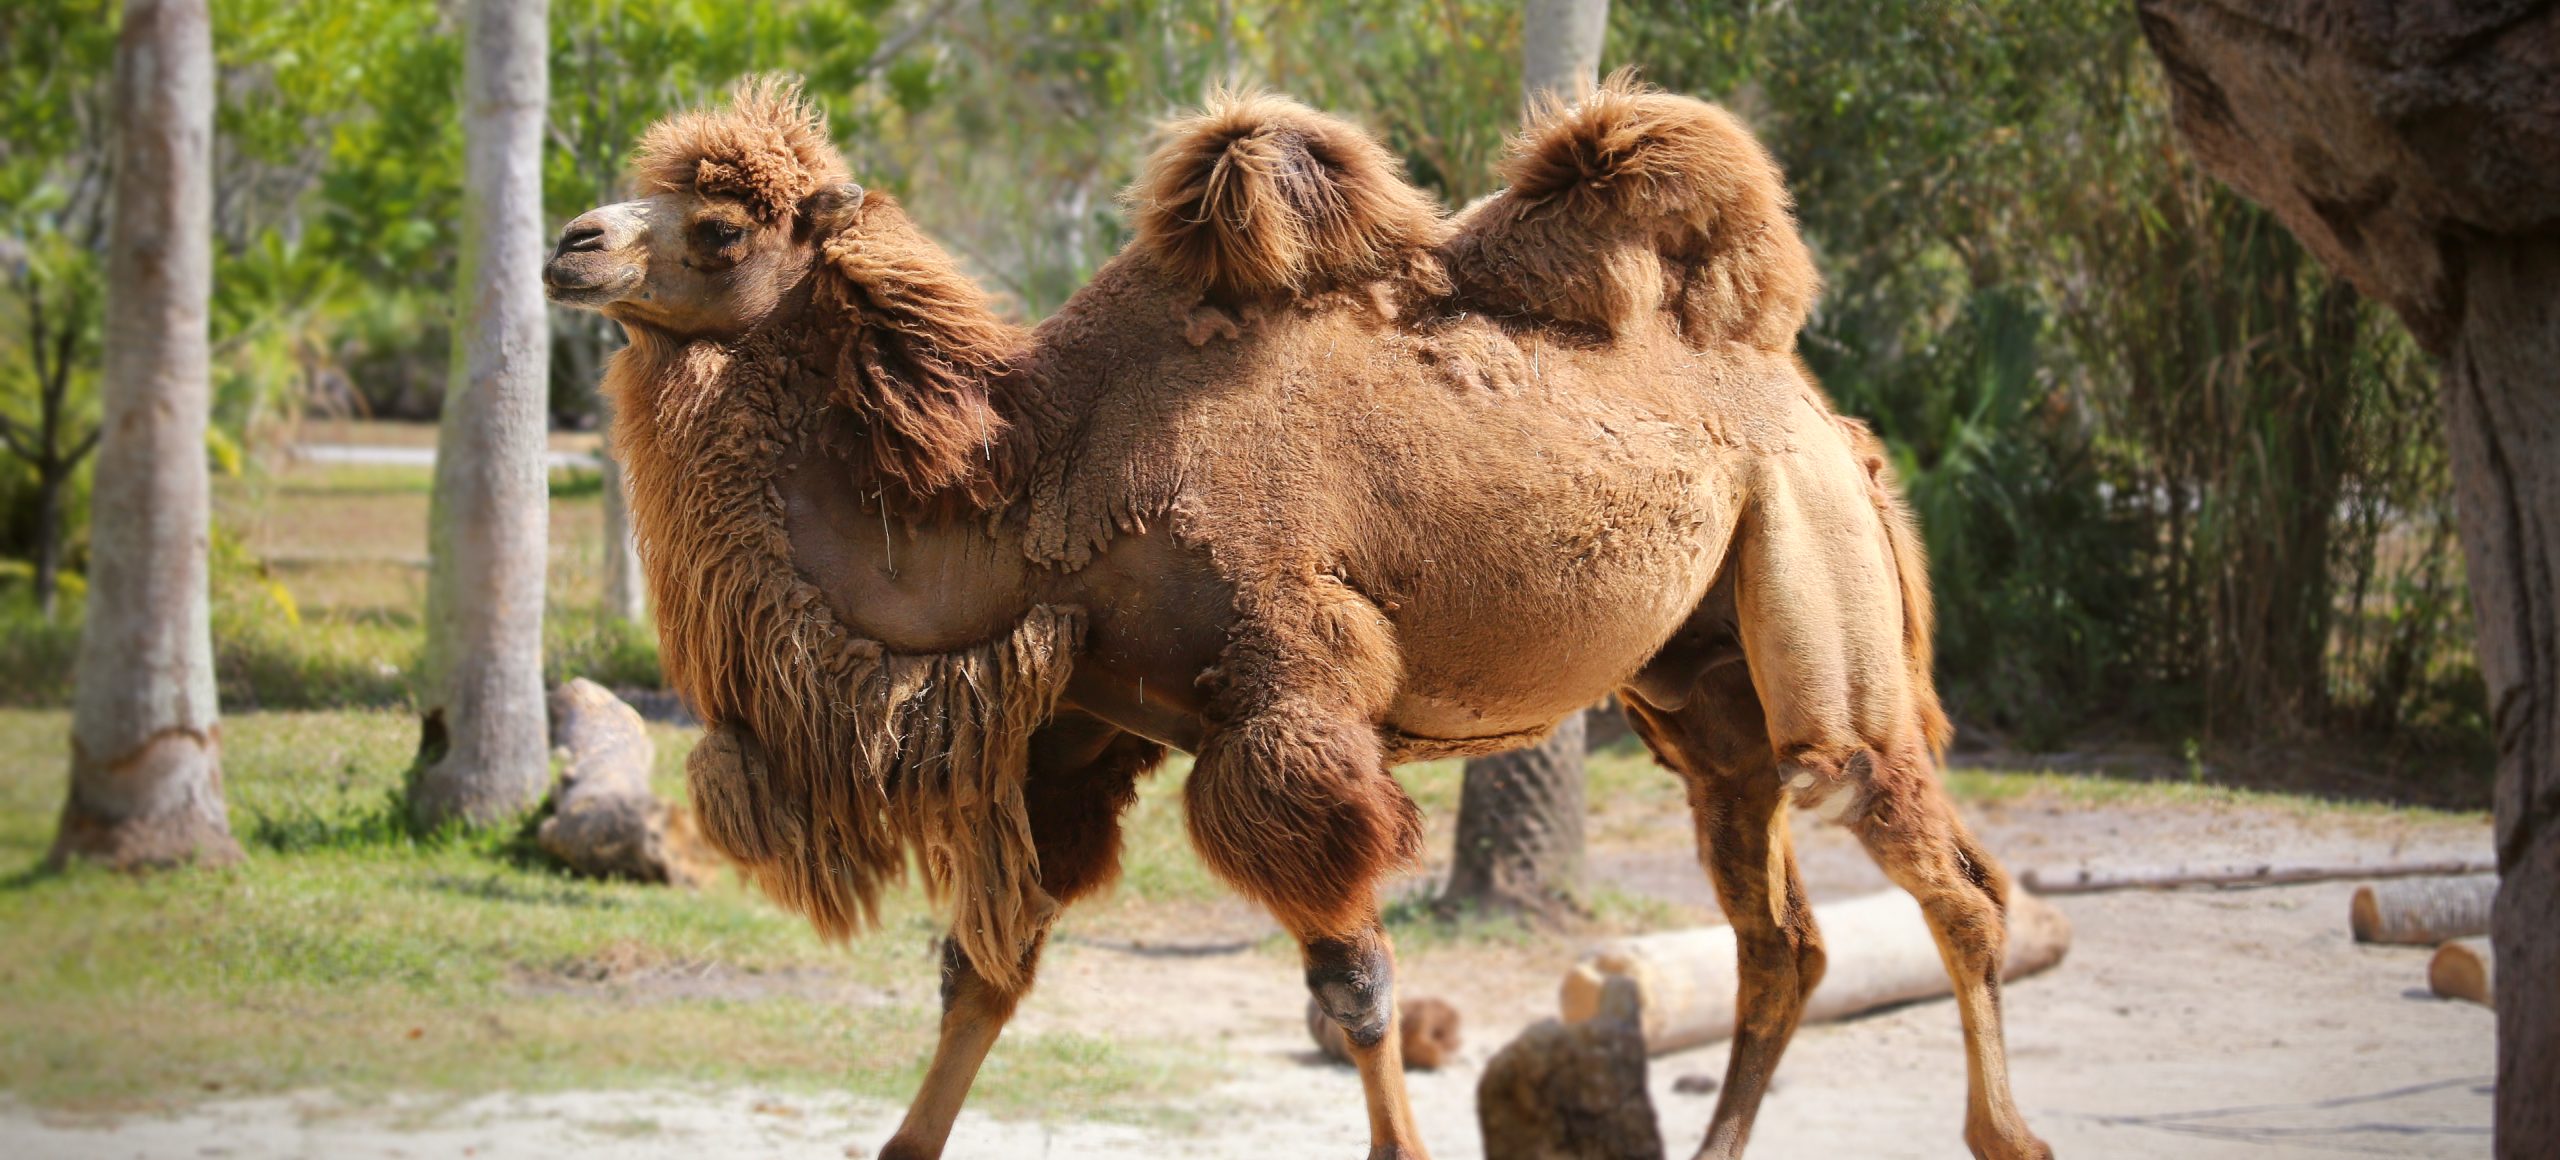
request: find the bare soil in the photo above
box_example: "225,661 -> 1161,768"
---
3,789 -> 2494,1159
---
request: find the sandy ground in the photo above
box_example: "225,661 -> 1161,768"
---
4,794 -> 2496,1159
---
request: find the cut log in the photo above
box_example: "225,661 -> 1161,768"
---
2430,938 -> 2495,1009
1478,975 -> 1663,1160
1559,890 -> 2070,1055
536,679 -> 716,886
1306,995 -> 1463,1070
2022,856 -> 2496,895
2351,875 -> 2498,945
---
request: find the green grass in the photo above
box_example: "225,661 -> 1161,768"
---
0,708 -> 1203,1115
1937,764 -> 2488,821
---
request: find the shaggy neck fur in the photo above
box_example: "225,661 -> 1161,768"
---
601,195 -> 1071,992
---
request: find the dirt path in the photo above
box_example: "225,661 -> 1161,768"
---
4,792 -> 2494,1158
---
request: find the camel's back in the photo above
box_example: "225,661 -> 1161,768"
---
1023,257 -> 1830,748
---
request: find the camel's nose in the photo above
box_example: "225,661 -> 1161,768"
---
550,203 -> 646,261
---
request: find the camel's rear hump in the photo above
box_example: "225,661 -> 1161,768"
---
1446,74 -> 1818,352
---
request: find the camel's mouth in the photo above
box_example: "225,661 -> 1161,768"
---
543,261 -> 642,308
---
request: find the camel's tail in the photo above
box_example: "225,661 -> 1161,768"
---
1837,415 -> 1954,757
1128,89 -> 1449,301
1446,72 -> 1818,351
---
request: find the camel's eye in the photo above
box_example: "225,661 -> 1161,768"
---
693,218 -> 748,251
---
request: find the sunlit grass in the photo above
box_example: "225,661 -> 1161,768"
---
0,708 -> 1203,1114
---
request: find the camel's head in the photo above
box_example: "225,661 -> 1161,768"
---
544,78 -> 861,341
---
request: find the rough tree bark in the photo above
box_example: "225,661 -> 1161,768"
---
1440,0 -> 1615,921
2137,3 -> 2560,1151
50,0 -> 241,870
412,0 -> 553,829
1447,712 -> 1588,918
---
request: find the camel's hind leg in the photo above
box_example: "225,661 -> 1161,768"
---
1731,444 -> 2050,1160
1847,768 -> 2051,1160
1622,662 -> 1825,1160
879,714 -> 1164,1160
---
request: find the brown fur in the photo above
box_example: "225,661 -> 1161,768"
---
815,194 -> 1029,509
1445,71 -> 1819,350
1128,89 -> 1452,301
633,77 -> 850,221
551,78 -> 2040,1160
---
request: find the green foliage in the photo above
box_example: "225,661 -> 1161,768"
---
1619,0 -> 2476,753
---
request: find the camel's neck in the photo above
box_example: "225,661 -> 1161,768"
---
809,196 -> 1040,514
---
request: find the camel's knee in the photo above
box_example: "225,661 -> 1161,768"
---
936,927 -> 1047,1012
1304,930 -> 1395,1049
1184,708 -> 1421,935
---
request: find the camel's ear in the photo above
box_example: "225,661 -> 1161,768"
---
799,182 -> 866,236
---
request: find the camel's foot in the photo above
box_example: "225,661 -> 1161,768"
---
877,1133 -> 939,1160
1367,1145 -> 1430,1160
1965,1118 -> 2054,1160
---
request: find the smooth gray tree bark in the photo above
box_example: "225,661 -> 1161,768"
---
51,0 -> 242,870
413,0 -> 553,829
1522,0 -> 1612,105
1443,0 -> 1613,920
2138,3 -> 2560,1152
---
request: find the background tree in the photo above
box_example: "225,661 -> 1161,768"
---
410,0 -> 553,829
0,1 -> 117,621
50,0 -> 241,869
2135,2 -> 2559,1148
1438,0 -> 1610,922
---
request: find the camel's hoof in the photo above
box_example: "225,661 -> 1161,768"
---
1964,1123 -> 2054,1160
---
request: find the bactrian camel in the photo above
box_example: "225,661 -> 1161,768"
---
541,76 -> 2051,1160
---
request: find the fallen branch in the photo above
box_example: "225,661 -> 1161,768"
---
2020,856 -> 2495,895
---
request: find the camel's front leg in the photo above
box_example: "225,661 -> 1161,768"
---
1304,923 -> 1428,1160
1185,694 -> 1432,1160
879,933 -> 1049,1160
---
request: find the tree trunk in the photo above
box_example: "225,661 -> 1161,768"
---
1445,712 -> 1587,918
412,0 -> 552,829
32,470 -> 65,621
50,0 -> 240,871
1439,0 -> 1615,922
1522,0 -> 1611,105
2136,4 -> 2560,1151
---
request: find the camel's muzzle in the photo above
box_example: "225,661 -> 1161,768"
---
543,203 -> 647,307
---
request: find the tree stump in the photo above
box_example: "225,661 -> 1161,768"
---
2352,875 -> 2497,945
1477,975 -> 1663,1160
536,679 -> 714,885
1306,995 -> 1463,1069
2431,937 -> 2496,1009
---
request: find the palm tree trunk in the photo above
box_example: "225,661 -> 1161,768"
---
1522,0 -> 1611,104
52,0 -> 240,870
1444,712 -> 1587,919
412,0 -> 552,829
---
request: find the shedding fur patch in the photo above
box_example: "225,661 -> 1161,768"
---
1446,73 -> 1818,350
633,76 -> 851,221
1128,90 -> 1451,301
